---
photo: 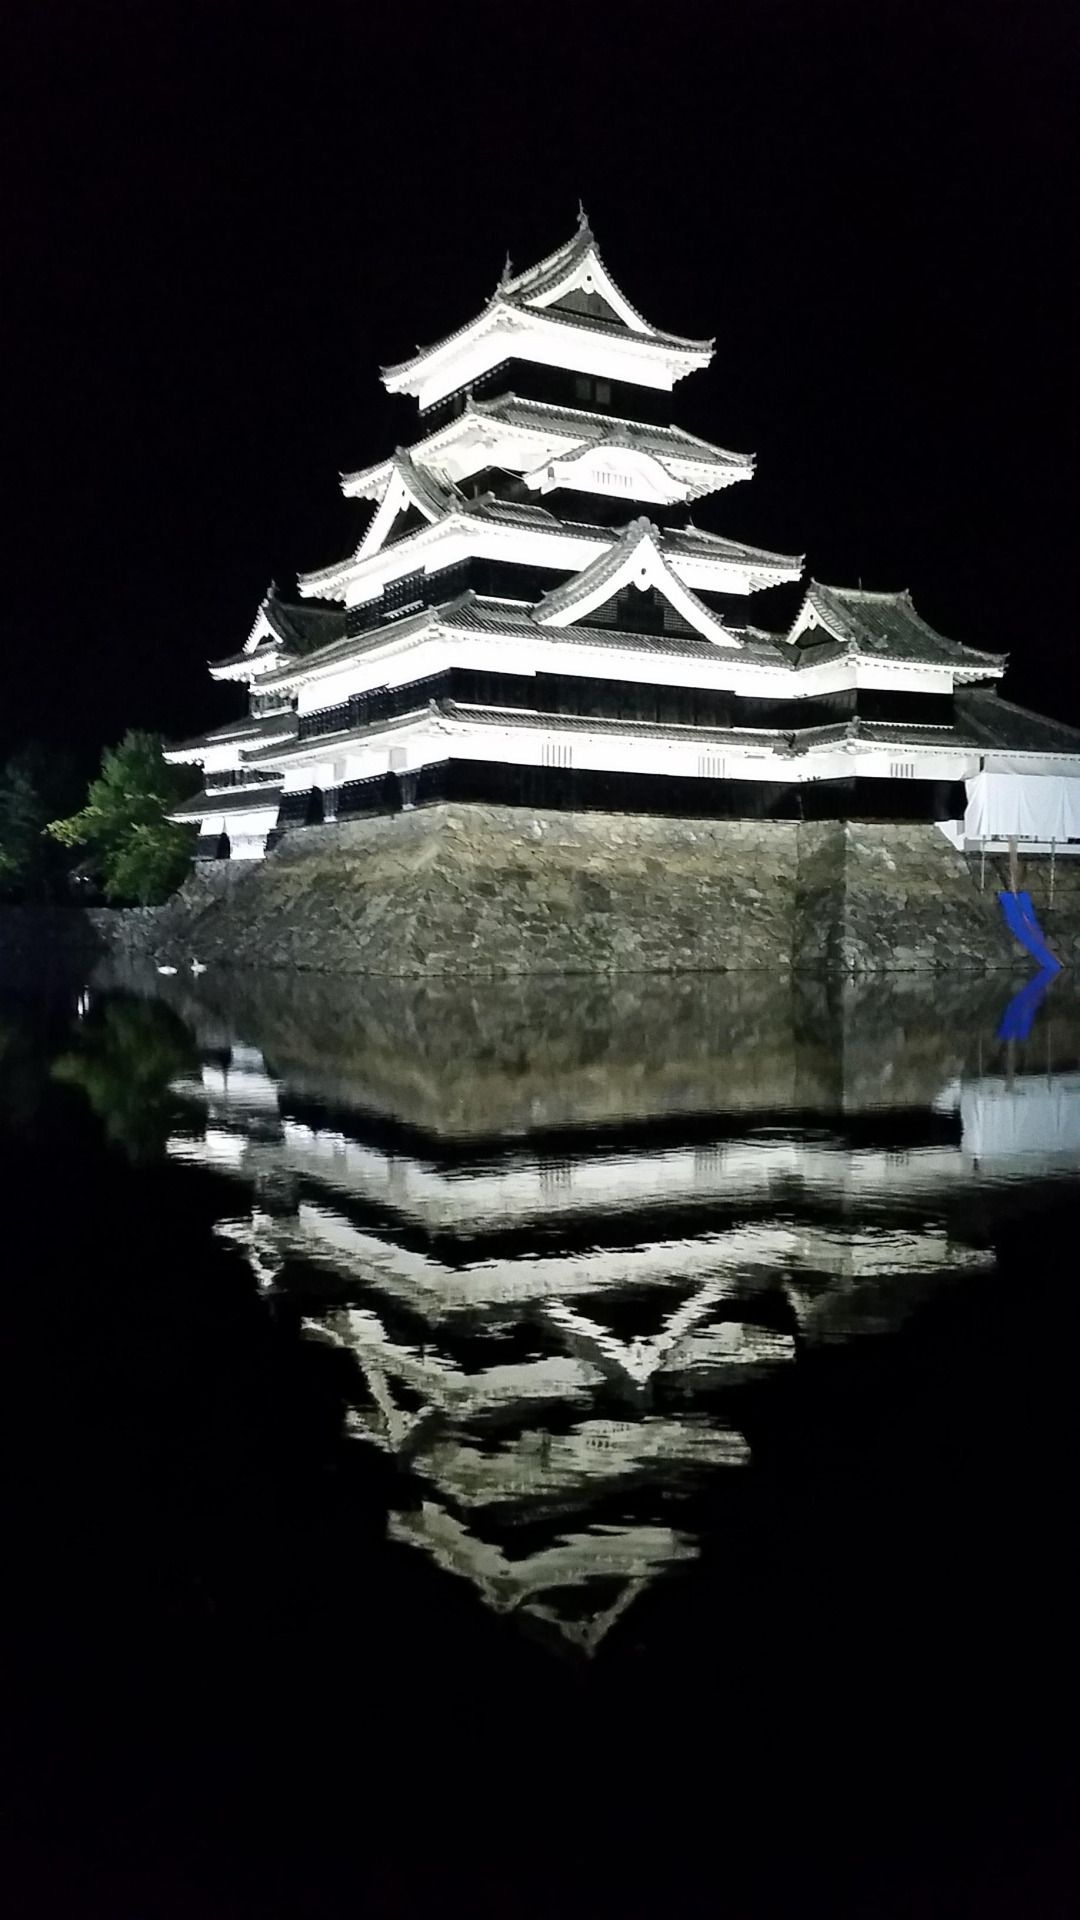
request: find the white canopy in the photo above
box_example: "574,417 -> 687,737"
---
963,770 -> 1080,843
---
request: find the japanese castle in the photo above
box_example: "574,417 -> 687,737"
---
169,212 -> 1080,861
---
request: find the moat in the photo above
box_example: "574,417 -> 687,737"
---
4,959 -> 1079,1915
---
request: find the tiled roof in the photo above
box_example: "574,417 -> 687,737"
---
337,453 -> 389,498
208,647 -> 263,673
302,494 -> 797,607
532,517 -> 652,620
382,245 -> 711,383
344,397 -> 751,498
391,454 -> 457,521
440,701 -> 783,750
512,297 -> 711,355
243,704 -> 436,766
464,495 -> 565,529
172,783 -> 283,819
797,582 -> 1003,671
467,396 -> 753,470
532,518 -> 743,648
440,596 -> 738,660
500,210 -> 714,347
665,524 -> 803,572
499,212 -> 596,302
262,600 -> 451,685
264,593 -> 349,657
744,624 -> 798,651
549,426 -> 741,480
782,719 -> 965,756
207,589 -> 348,676
170,712 -> 297,754
261,586 -> 793,687
955,687 -> 1080,754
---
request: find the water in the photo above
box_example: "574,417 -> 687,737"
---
4,961 -> 1080,1916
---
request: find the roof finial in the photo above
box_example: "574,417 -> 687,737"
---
497,250 -> 513,293
576,198 -> 590,233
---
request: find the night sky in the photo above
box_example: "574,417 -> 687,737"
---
3,1 -> 1076,775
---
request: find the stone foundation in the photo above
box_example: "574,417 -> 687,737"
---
4,806 -> 1079,976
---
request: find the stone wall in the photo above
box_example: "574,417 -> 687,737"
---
83,958 -> 1080,1136
837,824 -> 1010,972
165,806 -> 811,977
5,805 -> 1080,977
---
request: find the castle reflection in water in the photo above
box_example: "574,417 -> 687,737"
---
108,967 -> 1080,1654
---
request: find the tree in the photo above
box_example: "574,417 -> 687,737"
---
0,744 -> 82,900
47,730 -> 200,905
52,996 -> 199,1161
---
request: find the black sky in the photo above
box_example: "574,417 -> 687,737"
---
2,0 -> 1076,772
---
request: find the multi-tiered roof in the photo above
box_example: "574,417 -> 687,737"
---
168,214 -> 1080,859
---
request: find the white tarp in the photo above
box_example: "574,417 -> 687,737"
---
935,1073 -> 1080,1162
958,1074 -> 1080,1162
964,770 -> 1080,843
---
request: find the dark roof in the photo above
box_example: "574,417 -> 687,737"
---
796,582 -> 1003,671
264,598 -> 455,684
172,782 -> 283,819
341,398 -> 753,498
499,214 -> 603,303
782,719 -> 965,756
207,648 -> 256,673
207,589 -> 349,676
508,297 -> 710,355
260,587 -> 794,687
170,712 -> 297,754
441,596 -> 737,659
656,522 -> 801,573
783,691 -> 1080,757
264,591 -> 349,657
464,496 -> 566,530
955,688 -> 1080,754
440,701 -> 782,750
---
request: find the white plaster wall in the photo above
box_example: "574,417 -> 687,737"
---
277,722 -> 977,791
395,312 -> 701,409
290,630 -> 956,713
326,518 -> 785,609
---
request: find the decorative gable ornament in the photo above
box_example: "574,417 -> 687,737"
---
535,518 -> 740,647
353,456 -> 454,565
524,441 -> 689,506
381,218 -> 713,409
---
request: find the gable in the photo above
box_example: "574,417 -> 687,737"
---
521,235 -> 656,337
535,520 -> 740,647
243,607 -> 275,654
583,582 -> 701,639
547,286 -> 624,326
526,441 -> 686,506
355,462 -> 449,563
383,503 -> 429,548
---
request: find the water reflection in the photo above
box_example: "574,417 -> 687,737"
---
49,965 -> 1080,1651
53,998 -> 199,1161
